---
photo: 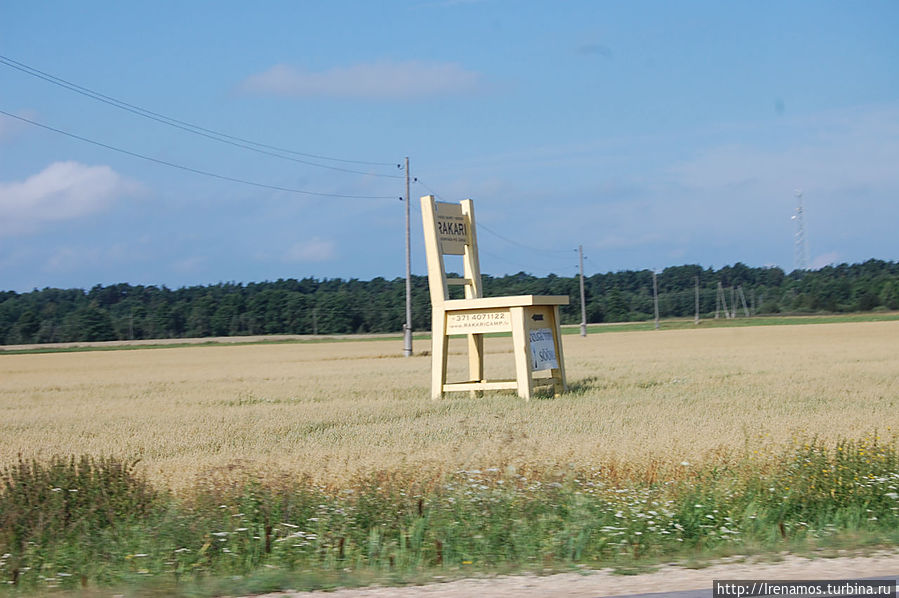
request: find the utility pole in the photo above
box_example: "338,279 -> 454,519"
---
652,271 -> 660,330
578,245 -> 587,337
738,285 -> 750,317
729,287 -> 737,319
694,276 -> 700,325
715,282 -> 730,319
403,157 -> 413,357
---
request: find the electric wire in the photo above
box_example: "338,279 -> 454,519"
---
0,109 -> 396,199
478,247 -> 543,273
0,55 -> 402,178
414,178 -> 574,259
412,179 -> 573,273
413,177 -> 449,201
477,222 -> 575,257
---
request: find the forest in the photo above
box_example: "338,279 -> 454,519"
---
1,259 -> 898,344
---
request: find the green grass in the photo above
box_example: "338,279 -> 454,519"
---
2,436 -> 898,596
5,311 -> 896,356
571,311 -> 899,335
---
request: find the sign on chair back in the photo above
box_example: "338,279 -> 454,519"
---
421,195 -> 569,400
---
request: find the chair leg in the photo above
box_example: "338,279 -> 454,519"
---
510,307 -> 533,400
551,305 -> 567,395
431,310 -> 448,400
468,333 -> 485,398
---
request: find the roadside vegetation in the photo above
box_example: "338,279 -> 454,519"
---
2,437 -> 898,595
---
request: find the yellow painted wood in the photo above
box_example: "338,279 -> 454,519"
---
444,295 -> 568,309
421,197 -> 449,309
509,306 -> 533,400
467,333 -> 485,398
551,304 -> 568,396
435,201 -> 468,255
460,200 -> 483,300
446,309 -> 512,334
443,381 -> 518,391
420,194 -> 569,400
430,310 -> 448,400
460,199 -> 485,399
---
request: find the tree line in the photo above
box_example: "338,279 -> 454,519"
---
2,259 -> 898,345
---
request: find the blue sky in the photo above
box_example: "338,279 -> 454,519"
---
1,1 -> 897,292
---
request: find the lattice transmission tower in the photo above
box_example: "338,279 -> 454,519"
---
792,189 -> 809,271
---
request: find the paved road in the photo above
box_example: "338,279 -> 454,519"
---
614,576 -> 899,598
255,556 -> 899,598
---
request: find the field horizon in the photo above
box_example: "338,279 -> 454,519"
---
2,309 -> 897,356
2,318 -> 897,490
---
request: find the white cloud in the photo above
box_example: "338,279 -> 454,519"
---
240,60 -> 482,99
0,161 -> 138,236
284,238 -> 337,262
668,104 -> 899,194
0,109 -> 38,141
623,104 -> 899,269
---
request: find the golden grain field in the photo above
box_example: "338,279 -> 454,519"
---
1,321 -> 897,489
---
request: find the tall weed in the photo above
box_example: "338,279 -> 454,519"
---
1,439 -> 898,593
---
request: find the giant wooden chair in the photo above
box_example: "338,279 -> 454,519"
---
421,195 -> 569,400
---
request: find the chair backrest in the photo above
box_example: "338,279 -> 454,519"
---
420,195 -> 483,307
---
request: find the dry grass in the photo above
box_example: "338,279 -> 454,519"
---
1,321 -> 897,489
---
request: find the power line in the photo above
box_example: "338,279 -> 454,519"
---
0,109 -> 396,200
0,55 -> 402,178
478,222 -> 574,257
414,178 -> 573,258
414,177 -> 449,201
478,247 -> 579,277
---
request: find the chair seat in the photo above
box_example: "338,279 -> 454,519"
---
443,295 -> 569,310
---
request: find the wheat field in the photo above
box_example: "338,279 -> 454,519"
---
1,321 -> 897,489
